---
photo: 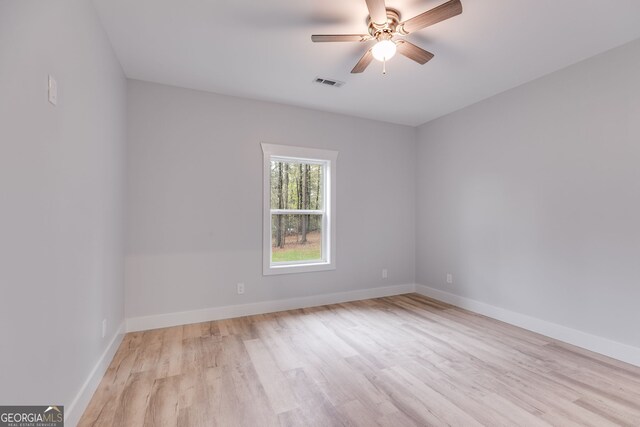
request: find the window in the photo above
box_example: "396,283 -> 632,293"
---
261,143 -> 338,275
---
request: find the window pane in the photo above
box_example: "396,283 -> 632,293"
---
271,214 -> 323,263
270,160 -> 323,210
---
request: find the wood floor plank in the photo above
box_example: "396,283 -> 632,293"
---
574,396 -> 640,426
387,366 -> 484,426
244,338 -> 299,414
131,329 -> 164,374
255,317 -> 305,372
111,371 -> 155,426
154,326 -> 184,379
377,410 -> 420,427
143,375 -> 180,427
280,368 -> 346,427
401,359 -> 514,426
79,293 -> 640,426
76,382 -> 122,427
335,399 -> 380,427
479,392 -> 552,427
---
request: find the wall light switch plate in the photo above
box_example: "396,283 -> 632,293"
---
446,273 -> 453,284
237,283 -> 245,295
48,75 -> 57,105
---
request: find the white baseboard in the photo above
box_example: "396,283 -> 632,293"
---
126,283 -> 416,332
415,284 -> 640,368
65,322 -> 126,427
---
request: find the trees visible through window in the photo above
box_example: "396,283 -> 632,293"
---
262,143 -> 337,275
270,160 -> 324,263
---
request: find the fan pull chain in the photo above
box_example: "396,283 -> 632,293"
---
383,57 -> 387,75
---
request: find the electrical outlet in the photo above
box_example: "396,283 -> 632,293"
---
446,273 -> 453,284
382,269 -> 388,279
102,319 -> 107,338
237,282 -> 245,295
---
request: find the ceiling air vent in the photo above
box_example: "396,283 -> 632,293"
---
313,77 -> 345,88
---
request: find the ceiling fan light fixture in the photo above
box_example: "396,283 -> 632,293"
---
371,39 -> 396,62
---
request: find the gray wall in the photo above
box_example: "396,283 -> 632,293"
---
0,0 -> 126,407
126,80 -> 416,318
416,38 -> 640,347
3,0 -> 637,411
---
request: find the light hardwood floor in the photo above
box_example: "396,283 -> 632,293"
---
79,294 -> 640,426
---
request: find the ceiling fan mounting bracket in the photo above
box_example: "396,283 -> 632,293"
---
367,9 -> 401,38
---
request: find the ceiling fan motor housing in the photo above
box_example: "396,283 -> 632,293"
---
367,9 -> 401,38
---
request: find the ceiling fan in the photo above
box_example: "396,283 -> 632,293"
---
311,0 -> 462,74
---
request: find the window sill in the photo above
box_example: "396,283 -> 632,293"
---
263,261 -> 336,276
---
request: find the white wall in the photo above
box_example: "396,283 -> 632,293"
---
0,0 -> 126,415
126,80 -> 416,319
416,38 -> 640,348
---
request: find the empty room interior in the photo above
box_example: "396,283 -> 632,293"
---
3,0 -> 640,425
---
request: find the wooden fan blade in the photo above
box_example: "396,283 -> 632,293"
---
396,40 -> 434,64
351,49 -> 374,73
365,0 -> 388,25
311,34 -> 370,42
400,0 -> 462,34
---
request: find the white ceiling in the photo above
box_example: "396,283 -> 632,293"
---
93,0 -> 640,126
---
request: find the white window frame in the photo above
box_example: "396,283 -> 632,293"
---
261,143 -> 338,276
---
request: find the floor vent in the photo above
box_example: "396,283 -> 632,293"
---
313,77 -> 345,88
